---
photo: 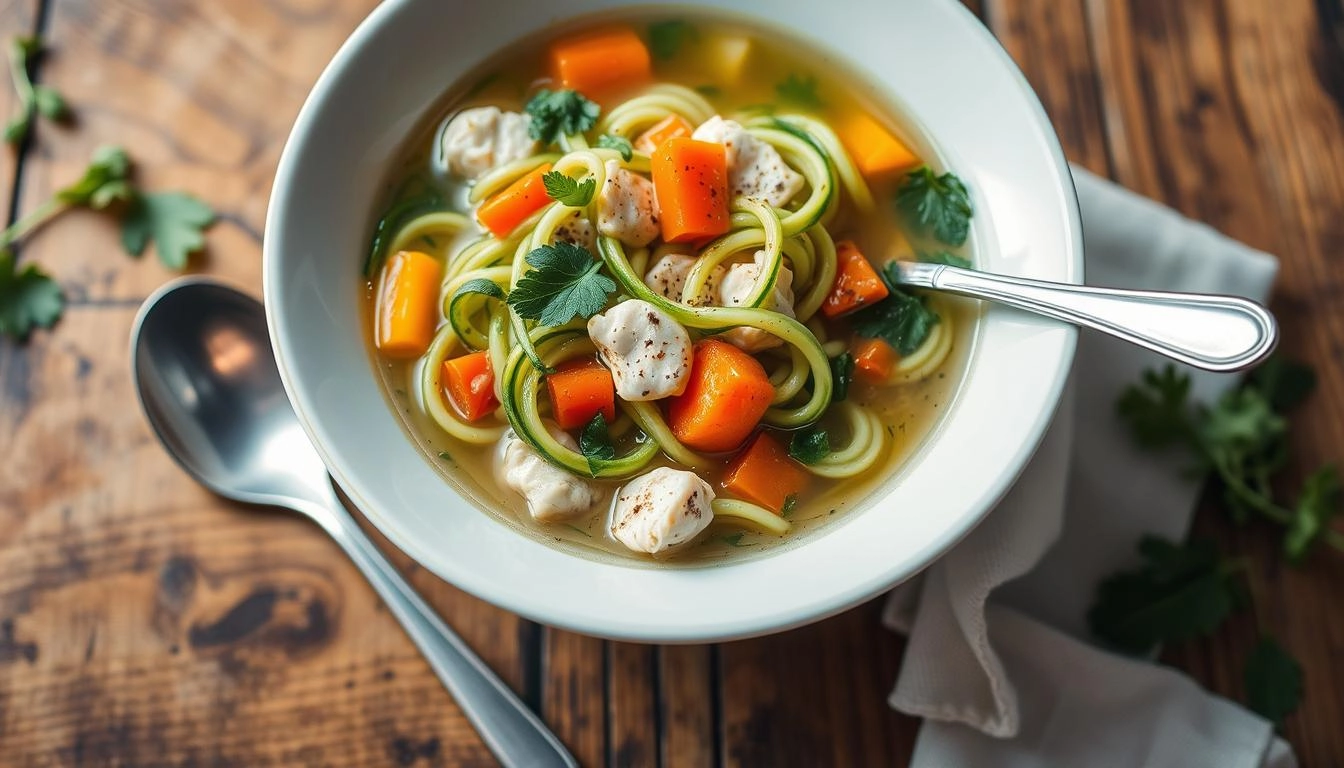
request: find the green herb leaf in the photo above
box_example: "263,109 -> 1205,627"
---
32,85 -> 67,120
919,251 -> 972,269
789,427 -> 830,465
579,412 -> 616,475
781,494 -> 798,518
850,268 -> 939,356
542,171 -> 597,207
56,145 -> 133,208
120,191 -> 214,270
896,166 -> 973,246
1087,535 -> 1241,655
775,73 -> 823,109
1116,365 -> 1194,449
523,88 -> 600,145
436,450 -> 453,462
829,352 -> 854,403
3,115 -> 28,145
1284,465 -> 1341,562
695,84 -> 722,98
12,35 -> 40,60
5,35 -> 71,144
648,20 -> 696,61
0,251 -> 63,340
453,278 -> 506,302
720,532 -> 748,547
507,242 -> 616,326
1244,637 -> 1303,727
1248,356 -> 1316,412
596,133 -> 634,161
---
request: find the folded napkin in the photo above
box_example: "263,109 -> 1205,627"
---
884,167 -> 1295,768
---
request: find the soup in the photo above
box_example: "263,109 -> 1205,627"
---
362,12 -> 977,563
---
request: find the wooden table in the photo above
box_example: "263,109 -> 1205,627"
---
1,0 -> 1341,764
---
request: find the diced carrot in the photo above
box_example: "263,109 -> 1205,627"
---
547,358 -> 617,430
634,114 -> 694,154
822,240 -> 891,319
666,339 -> 775,453
853,337 -> 897,382
722,432 -> 809,513
650,138 -> 730,244
840,112 -> 919,178
549,27 -> 651,101
375,250 -> 443,359
442,351 -> 499,422
476,163 -> 553,238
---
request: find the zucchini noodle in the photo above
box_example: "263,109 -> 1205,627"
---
805,402 -> 886,478
711,499 -> 792,536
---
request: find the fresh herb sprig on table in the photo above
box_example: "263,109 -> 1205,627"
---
5,35 -> 69,145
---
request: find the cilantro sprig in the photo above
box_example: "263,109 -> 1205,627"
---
0,251 -> 62,339
542,171 -> 596,207
596,133 -> 634,161
896,166 -> 973,246
579,412 -> 616,476
507,242 -> 616,327
5,35 -> 70,145
524,89 -> 600,146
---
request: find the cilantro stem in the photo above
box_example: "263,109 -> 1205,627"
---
7,40 -> 34,106
0,197 -> 68,251
1216,458 -> 1344,555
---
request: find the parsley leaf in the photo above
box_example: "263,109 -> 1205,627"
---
0,251 -> 63,340
596,133 -> 634,161
896,166 -> 973,246
1284,465 -> 1341,562
776,73 -> 823,109
789,427 -> 830,465
1087,536 -> 1241,655
506,242 -> 616,326
919,251 -> 972,269
1244,637 -> 1303,726
56,145 -> 134,209
829,352 -> 854,403
5,35 -> 72,145
523,89 -> 600,145
453,278 -> 506,301
542,171 -> 596,207
120,191 -> 214,269
579,412 -> 615,475
1115,365 -> 1194,449
850,266 -> 940,355
1248,356 -> 1316,412
648,20 -> 696,61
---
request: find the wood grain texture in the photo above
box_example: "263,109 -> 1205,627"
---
1,0 -> 1342,765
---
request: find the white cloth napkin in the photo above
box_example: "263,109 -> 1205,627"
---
884,166 -> 1296,768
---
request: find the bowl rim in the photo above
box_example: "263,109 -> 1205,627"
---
263,0 -> 1082,642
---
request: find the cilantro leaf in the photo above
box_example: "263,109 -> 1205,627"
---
596,133 -> 634,161
523,89 -> 600,145
453,278 -> 505,301
57,145 -> 133,209
1116,365 -> 1194,449
1284,465 -> 1341,562
578,412 -> 616,475
919,250 -> 972,269
120,191 -> 214,269
776,73 -> 823,109
506,242 -> 616,326
829,352 -> 854,403
542,171 -> 596,207
789,427 -> 830,465
1087,536 -> 1241,655
5,35 -> 72,145
1244,637 -> 1303,727
648,20 -> 696,61
850,268 -> 939,355
896,166 -> 973,246
0,251 -> 63,340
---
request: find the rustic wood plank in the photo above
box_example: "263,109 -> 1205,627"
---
607,643 -> 658,768
543,630 -> 607,767
660,645 -> 715,768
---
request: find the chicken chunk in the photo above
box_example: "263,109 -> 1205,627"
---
692,116 -> 806,207
552,209 -> 596,251
596,159 -> 660,247
587,299 -> 692,401
611,467 -> 715,554
717,250 -> 796,352
440,107 -> 539,179
643,252 -> 724,306
496,426 -> 600,523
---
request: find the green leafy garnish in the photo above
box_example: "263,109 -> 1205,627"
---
523,89 -> 600,145
694,84 -> 722,98
5,35 -> 71,145
788,427 -> 830,465
596,133 -> 634,161
719,532 -> 748,547
0,251 -> 63,340
775,73 -> 823,109
120,192 -> 215,269
919,251 -> 972,269
542,171 -> 596,207
1087,536 -> 1241,655
507,242 -> 616,326
896,166 -> 973,246
1244,637 -> 1303,726
453,278 -> 506,302
436,450 -> 453,462
829,352 -> 854,403
781,494 -> 798,518
850,265 -> 940,355
578,412 -> 615,475
1116,362 -> 1344,560
648,20 -> 696,61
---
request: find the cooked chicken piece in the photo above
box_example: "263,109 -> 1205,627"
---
440,107 -> 538,179
496,425 -> 600,523
611,467 -> 715,554
596,159 -> 660,247
587,299 -> 692,401
692,116 -> 805,207
643,252 -> 724,306
717,250 -> 797,352
552,209 -> 596,251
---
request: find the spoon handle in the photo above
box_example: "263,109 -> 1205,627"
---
314,497 -> 577,768
895,262 -> 1278,372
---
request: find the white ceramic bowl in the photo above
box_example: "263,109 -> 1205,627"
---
264,0 -> 1081,642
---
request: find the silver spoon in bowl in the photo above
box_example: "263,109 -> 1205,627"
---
893,261 -> 1277,371
130,278 -> 576,768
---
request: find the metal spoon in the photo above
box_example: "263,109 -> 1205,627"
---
130,278 -> 576,768
894,262 -> 1277,371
